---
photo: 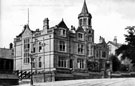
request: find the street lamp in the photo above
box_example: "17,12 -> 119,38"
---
42,37 -> 47,82
29,53 -> 34,85
30,38 -> 37,85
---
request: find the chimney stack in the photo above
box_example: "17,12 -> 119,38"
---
99,36 -> 105,43
113,36 -> 117,44
43,18 -> 49,30
9,43 -> 13,49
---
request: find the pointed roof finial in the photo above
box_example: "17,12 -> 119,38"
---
28,8 -> 29,25
78,0 -> 92,18
81,0 -> 89,14
57,18 -> 68,28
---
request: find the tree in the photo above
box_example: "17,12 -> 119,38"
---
116,26 -> 135,65
110,55 -> 121,72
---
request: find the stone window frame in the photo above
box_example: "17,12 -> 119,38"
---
58,56 -> 67,68
77,32 -> 84,41
60,28 -> 66,37
23,38 -> 30,64
78,43 -> 84,54
83,18 -> 87,26
88,44 -> 93,56
77,58 -> 85,69
59,40 -> 66,52
38,57 -> 42,68
39,42 -> 42,52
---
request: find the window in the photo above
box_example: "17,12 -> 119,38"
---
69,59 -> 73,68
24,53 -> 29,63
77,59 -> 84,69
39,42 -> 42,52
83,18 -> 87,26
59,41 -> 66,52
31,43 -> 35,53
78,44 -> 84,54
24,38 -> 30,64
108,45 -> 111,51
88,36 -> 92,42
39,57 -> 42,68
102,51 -> 106,58
60,29 -> 66,37
58,56 -> 67,68
79,19 -> 82,26
88,44 -> 93,56
78,33 -> 84,40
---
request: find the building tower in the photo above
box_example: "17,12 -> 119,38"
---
78,0 -> 94,43
78,0 -> 92,29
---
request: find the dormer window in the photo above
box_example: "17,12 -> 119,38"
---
60,29 -> 66,37
78,32 -> 84,40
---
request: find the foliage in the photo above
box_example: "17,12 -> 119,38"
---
110,55 -> 121,72
116,26 -> 135,65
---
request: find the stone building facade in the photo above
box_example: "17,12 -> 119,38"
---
14,1 -> 109,82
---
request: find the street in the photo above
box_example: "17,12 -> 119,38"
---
19,78 -> 135,86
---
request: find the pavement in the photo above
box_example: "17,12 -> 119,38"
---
19,78 -> 135,86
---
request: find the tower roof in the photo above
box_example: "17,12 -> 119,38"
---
81,0 -> 89,14
57,19 -> 68,29
78,0 -> 92,18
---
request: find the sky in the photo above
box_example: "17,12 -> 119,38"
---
1,0 -> 135,48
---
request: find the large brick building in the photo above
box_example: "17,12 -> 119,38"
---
14,1 -> 109,82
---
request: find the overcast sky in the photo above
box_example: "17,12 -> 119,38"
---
1,0 -> 135,48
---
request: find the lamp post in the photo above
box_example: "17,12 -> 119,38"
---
30,53 -> 33,85
49,35 -> 52,81
42,37 -> 47,82
30,38 -> 37,85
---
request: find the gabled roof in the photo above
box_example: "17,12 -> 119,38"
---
57,19 -> 68,29
108,41 -> 122,48
76,26 -> 85,33
96,41 -> 107,46
78,0 -> 92,18
16,24 -> 35,37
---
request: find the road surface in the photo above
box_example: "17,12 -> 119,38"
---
19,78 -> 135,86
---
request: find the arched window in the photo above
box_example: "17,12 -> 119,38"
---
79,19 -> 82,26
39,57 -> 42,68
